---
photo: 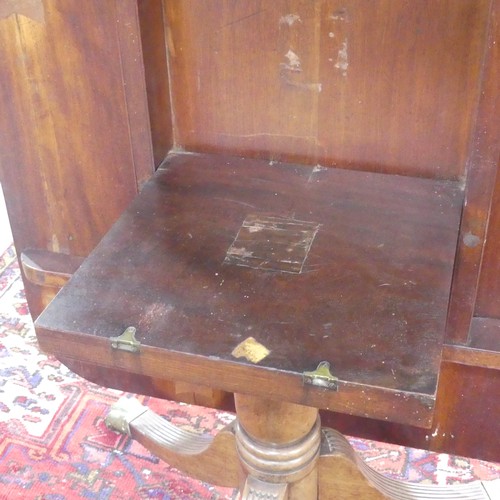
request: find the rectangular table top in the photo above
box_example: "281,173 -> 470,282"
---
36,152 -> 463,426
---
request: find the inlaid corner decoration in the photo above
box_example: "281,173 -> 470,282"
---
0,0 -> 44,23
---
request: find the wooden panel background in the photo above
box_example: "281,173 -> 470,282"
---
138,0 -> 173,167
0,0 -> 154,316
324,361 -> 500,462
476,159 -> 500,319
446,1 -> 499,342
164,0 -> 489,179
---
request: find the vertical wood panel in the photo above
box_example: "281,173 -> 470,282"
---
0,0 -> 154,316
115,0 -> 156,186
164,0 -> 489,179
317,0 -> 488,177
138,0 -> 173,167
446,0 -> 499,343
475,157 -> 500,318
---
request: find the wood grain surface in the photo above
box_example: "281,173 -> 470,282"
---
164,0 -> 489,179
0,0 -> 154,316
36,152 -> 462,426
476,158 -> 500,319
445,0 -> 499,343
138,0 -> 173,167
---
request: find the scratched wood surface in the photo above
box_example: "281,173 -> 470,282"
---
36,152 -> 462,426
163,0 -> 489,179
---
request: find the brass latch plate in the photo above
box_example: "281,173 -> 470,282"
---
110,326 -> 141,353
303,361 -> 338,390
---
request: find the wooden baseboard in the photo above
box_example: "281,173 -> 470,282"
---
443,317 -> 500,370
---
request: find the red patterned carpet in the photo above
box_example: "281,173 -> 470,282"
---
0,244 -> 499,499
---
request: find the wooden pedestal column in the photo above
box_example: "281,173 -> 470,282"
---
234,394 -> 321,499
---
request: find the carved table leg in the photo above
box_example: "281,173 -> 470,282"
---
318,428 -> 496,500
105,397 -> 240,488
105,397 -> 497,499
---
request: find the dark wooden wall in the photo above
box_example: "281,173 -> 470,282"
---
0,0 -> 156,316
163,0 -> 489,179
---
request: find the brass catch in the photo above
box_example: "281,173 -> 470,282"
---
303,361 -> 338,390
110,326 -> 141,353
105,397 -> 149,436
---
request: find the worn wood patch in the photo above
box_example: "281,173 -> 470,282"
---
232,337 -> 270,364
224,214 -> 320,274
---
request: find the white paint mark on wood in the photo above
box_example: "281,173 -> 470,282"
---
279,13 -> 302,26
283,80 -> 322,92
308,165 -> 327,183
213,197 -> 257,210
280,50 -> 322,92
283,49 -> 302,72
334,39 -> 349,76
227,247 -> 254,259
280,71 -> 322,92
329,9 -> 349,22
312,164 -> 327,173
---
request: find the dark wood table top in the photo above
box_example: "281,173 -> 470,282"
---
36,152 -> 463,427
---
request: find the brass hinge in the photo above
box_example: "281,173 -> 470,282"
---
303,361 -> 338,390
110,326 -> 141,353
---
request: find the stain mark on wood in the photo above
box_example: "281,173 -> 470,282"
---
280,50 -> 322,92
330,8 -> 349,22
280,71 -> 323,93
279,14 -> 302,27
282,49 -> 302,72
334,39 -> 349,76
463,232 -> 481,248
232,337 -> 270,364
0,0 -> 44,23
224,214 -> 320,274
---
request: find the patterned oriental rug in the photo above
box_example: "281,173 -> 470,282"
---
0,244 -> 499,499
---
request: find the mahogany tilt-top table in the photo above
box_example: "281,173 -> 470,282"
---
1,0 -> 499,498
35,153 -> 496,498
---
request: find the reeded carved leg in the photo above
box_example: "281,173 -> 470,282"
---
105,397 -> 498,499
105,397 -> 240,488
318,428 -> 498,500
